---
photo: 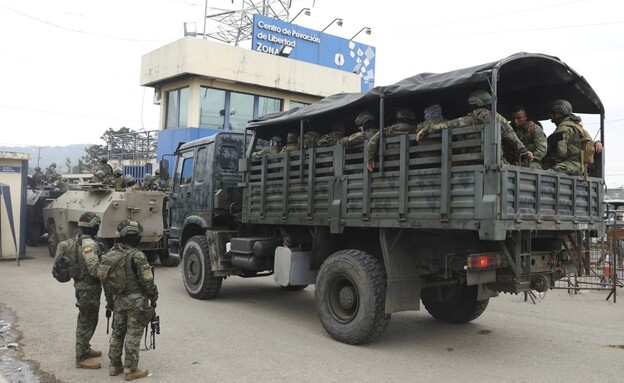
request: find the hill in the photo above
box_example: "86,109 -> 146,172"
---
0,144 -> 91,173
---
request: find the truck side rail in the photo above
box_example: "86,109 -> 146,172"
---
242,123 -> 603,239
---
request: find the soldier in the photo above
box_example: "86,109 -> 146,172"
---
123,174 -> 137,189
338,111 -> 379,148
366,108 -> 416,171
251,136 -> 283,159
111,167 -> 124,189
280,132 -> 300,153
303,131 -> 321,149
417,90 -> 534,164
414,104 -> 447,134
91,169 -> 109,185
46,162 -> 60,182
317,122 -> 346,147
542,99 -> 601,176
104,220 -> 158,381
505,105 -> 547,169
32,166 -> 45,188
95,156 -> 114,178
55,212 -> 104,369
152,169 -> 165,190
141,173 -> 159,191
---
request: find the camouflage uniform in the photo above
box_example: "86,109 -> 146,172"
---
303,131 -> 321,149
56,234 -> 103,362
104,242 -> 158,373
32,168 -> 45,188
111,176 -> 125,190
366,109 -> 415,163
339,129 -> 379,147
280,132 -> 300,153
542,115 -> 586,175
414,116 -> 448,134
46,164 -> 60,182
94,161 -> 114,178
422,108 -> 528,161
504,120 -> 547,169
251,145 -> 281,159
317,131 -> 345,147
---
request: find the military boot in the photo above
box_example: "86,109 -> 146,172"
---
76,358 -> 101,369
124,368 -> 149,381
86,348 -> 102,358
109,365 -> 124,376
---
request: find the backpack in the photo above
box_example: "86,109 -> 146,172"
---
52,239 -> 78,283
561,120 -> 595,165
97,248 -> 137,295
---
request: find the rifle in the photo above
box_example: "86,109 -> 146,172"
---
150,312 -> 160,349
106,308 -> 111,334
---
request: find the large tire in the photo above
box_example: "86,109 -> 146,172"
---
421,284 -> 489,324
182,235 -> 223,299
47,222 -> 58,257
26,225 -> 42,247
314,249 -> 390,345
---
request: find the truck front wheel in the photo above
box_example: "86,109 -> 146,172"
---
47,222 -> 58,257
421,284 -> 489,323
182,235 -> 223,299
314,249 -> 390,345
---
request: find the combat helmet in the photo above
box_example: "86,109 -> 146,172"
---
396,108 -> 416,122
113,167 -> 123,176
270,136 -> 283,147
78,212 -> 101,228
549,99 -> 573,116
286,132 -> 299,145
50,162 -> 57,168
467,90 -> 493,107
34,166 -> 41,171
355,111 -> 374,127
117,219 -> 143,237
143,173 -> 153,181
123,174 -> 135,185
95,170 -> 105,180
100,155 -> 109,164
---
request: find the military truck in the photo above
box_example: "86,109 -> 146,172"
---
43,184 -> 179,266
168,53 -> 605,344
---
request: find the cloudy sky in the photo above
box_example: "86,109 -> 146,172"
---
1,0 -> 623,185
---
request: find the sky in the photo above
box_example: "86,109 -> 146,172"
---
1,0 -> 623,185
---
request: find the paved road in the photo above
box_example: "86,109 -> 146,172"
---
1,244 -> 623,383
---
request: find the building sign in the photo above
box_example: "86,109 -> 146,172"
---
0,166 -> 21,173
252,14 -> 376,91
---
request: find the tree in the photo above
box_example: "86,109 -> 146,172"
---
81,144 -> 107,172
65,157 -> 72,173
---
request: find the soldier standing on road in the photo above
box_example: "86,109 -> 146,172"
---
505,105 -> 547,169
104,219 -> 158,381
55,212 -> 105,369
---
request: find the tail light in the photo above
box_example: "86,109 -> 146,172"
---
466,252 -> 502,270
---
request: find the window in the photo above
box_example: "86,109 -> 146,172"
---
195,147 -> 207,183
199,86 -> 283,131
174,150 -> 194,189
289,101 -> 309,110
199,88 -> 226,129
165,87 -> 189,129
218,145 -> 240,171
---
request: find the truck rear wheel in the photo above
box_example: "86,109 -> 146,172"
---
182,235 -> 223,299
421,284 -> 489,323
314,249 -> 390,345
47,222 -> 58,257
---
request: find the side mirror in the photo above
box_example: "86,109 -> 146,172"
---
159,159 -> 170,180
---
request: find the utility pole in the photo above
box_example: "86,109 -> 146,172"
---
36,146 -> 41,167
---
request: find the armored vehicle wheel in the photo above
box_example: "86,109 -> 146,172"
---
26,225 -> 42,247
314,249 -> 390,345
182,235 -> 223,299
47,222 -> 59,257
421,284 -> 489,324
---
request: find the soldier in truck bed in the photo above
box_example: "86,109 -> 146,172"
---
505,104 -> 547,169
338,111 -> 378,147
252,136 -> 283,159
417,90 -> 534,164
366,108 -> 417,171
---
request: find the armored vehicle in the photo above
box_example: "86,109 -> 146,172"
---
26,187 -> 65,246
168,53 -> 605,344
43,184 -> 179,266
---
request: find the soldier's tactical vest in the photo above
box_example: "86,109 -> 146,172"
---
75,235 -> 100,284
123,248 -> 143,295
559,120 -> 595,165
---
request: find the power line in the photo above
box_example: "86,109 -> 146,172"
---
0,3 -> 161,42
